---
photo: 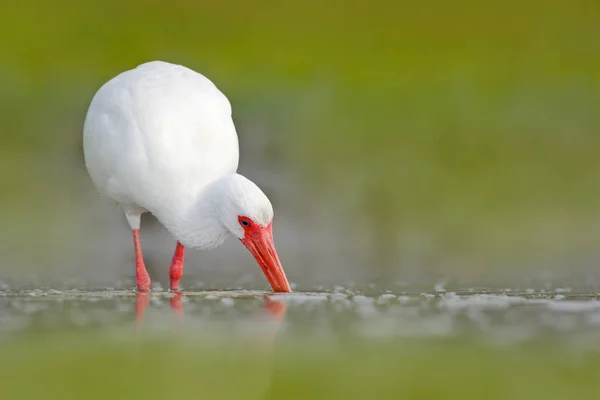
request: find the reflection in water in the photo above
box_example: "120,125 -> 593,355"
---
135,292 -> 151,327
264,295 -> 287,320
170,292 -> 184,321
134,292 -> 287,326
135,292 -> 287,335
133,292 -> 288,399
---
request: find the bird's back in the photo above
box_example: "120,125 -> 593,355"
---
83,61 -> 240,216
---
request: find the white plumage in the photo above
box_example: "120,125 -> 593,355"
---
83,61 -> 291,293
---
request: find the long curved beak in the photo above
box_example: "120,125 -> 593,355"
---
241,223 -> 292,293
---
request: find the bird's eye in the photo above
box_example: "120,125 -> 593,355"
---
240,218 -> 251,227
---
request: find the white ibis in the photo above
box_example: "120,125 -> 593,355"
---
82,61 -> 292,293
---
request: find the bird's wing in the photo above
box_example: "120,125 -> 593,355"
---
83,61 -> 239,211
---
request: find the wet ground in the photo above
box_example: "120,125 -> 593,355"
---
2,287 -> 600,399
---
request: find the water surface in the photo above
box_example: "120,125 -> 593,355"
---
1,287 -> 600,399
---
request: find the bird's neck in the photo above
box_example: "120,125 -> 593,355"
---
156,177 -> 233,250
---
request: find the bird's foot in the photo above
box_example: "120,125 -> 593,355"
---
136,271 -> 152,293
169,280 -> 181,292
169,266 -> 183,292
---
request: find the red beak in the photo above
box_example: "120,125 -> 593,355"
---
241,223 -> 292,293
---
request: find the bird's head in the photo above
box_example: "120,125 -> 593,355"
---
213,174 -> 291,293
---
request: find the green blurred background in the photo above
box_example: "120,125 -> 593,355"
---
1,0 -> 600,289
2,1 -> 600,398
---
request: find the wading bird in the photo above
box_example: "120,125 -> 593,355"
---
83,61 -> 291,293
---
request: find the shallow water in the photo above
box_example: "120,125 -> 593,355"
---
2,287 -> 600,347
2,287 -> 600,399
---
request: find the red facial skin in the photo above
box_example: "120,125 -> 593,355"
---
238,216 -> 292,293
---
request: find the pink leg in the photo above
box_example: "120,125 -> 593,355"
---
170,242 -> 185,291
133,229 -> 151,292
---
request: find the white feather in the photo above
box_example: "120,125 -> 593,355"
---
83,60 -> 274,249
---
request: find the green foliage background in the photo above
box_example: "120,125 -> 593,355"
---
1,0 -> 599,282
